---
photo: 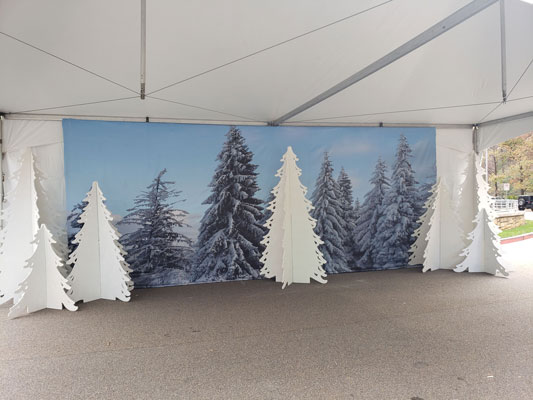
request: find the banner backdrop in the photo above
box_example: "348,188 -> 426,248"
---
63,120 -> 436,287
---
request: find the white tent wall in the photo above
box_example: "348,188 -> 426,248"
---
1,120 -> 67,250
1,119 -> 478,273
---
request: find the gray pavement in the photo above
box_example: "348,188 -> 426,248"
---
1,256 -> 532,399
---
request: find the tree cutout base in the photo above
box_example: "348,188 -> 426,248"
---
261,146 -> 327,288
9,225 -> 77,319
68,182 -> 133,303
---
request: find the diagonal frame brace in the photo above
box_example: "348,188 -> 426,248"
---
270,0 -> 499,126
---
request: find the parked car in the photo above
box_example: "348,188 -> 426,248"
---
518,195 -> 533,211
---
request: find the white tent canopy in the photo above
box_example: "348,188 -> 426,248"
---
1,0 -> 532,132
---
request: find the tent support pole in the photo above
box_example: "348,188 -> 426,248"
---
140,0 -> 146,99
500,0 -> 507,102
269,0 -> 499,125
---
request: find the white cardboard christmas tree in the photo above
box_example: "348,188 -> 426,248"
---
422,179 -> 465,272
8,225 -> 77,319
0,149 -> 40,305
67,182 -> 133,302
455,154 -> 508,276
409,179 -> 439,266
260,146 -> 327,288
33,155 -> 70,276
456,152 -> 477,238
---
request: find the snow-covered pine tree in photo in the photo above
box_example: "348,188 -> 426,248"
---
260,190 -> 276,226
260,146 -> 327,288
374,135 -> 419,268
337,167 -> 358,269
455,154 -> 508,276
68,182 -> 133,302
353,198 -> 361,222
194,126 -> 265,282
0,149 -> 40,305
422,179 -> 464,272
119,169 -> 192,280
409,179 -> 439,266
310,153 -> 349,273
67,200 -> 87,254
351,197 -> 362,262
8,225 -> 77,319
354,157 -> 390,268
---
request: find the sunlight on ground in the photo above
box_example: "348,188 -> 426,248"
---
501,239 -> 533,271
499,211 -> 532,272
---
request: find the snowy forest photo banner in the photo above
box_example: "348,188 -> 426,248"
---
63,120 -> 436,288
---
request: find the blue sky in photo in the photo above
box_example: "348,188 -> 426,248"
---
63,119 -> 436,235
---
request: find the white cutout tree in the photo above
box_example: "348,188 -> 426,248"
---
33,156 -> 70,276
0,149 -> 40,305
456,152 -> 477,238
409,179 -> 439,266
260,146 -> 327,288
455,154 -> 508,276
422,179 -> 464,272
68,182 -> 133,302
8,225 -> 77,319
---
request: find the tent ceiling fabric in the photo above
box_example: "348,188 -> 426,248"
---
0,0 -> 532,126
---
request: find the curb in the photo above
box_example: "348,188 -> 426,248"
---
501,232 -> 533,245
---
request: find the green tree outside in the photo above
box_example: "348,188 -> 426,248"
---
488,133 -> 533,198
